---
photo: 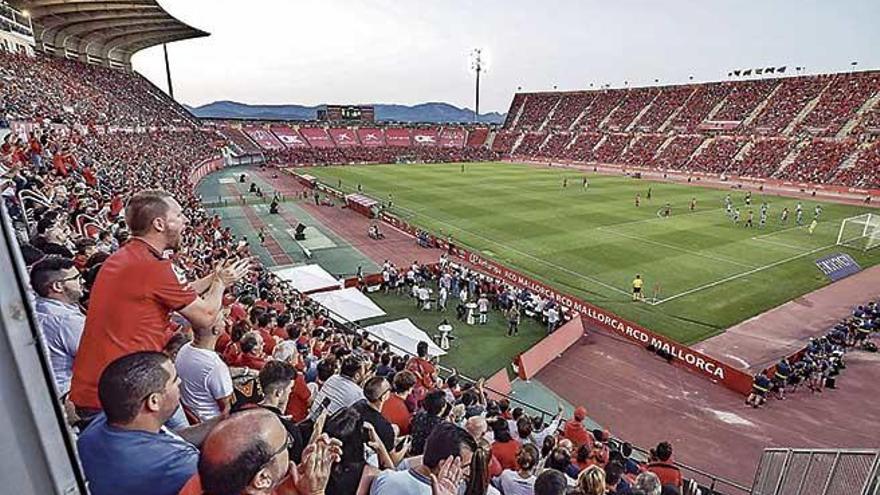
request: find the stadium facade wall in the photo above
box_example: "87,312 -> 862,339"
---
514,316 -> 586,380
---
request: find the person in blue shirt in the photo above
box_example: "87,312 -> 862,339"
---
77,351 -> 212,495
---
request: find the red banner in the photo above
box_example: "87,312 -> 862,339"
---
357,128 -> 386,147
378,211 -> 754,396
271,126 -> 310,148
384,128 -> 412,147
329,128 -> 360,147
439,128 -> 467,148
300,127 -> 335,148
242,125 -> 284,150
412,128 -> 439,146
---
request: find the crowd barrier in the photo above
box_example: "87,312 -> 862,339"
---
515,316 -> 585,380
484,367 -> 513,401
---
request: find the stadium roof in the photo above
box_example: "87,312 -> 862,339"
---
7,0 -> 208,67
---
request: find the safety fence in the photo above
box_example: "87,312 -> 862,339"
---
752,448 -> 880,495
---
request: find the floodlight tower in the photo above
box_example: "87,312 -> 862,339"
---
471,48 -> 483,123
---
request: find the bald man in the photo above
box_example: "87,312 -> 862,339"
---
465,416 -> 503,478
199,409 -> 338,495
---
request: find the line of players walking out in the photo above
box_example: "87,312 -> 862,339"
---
746,302 -> 878,408
724,191 -> 822,233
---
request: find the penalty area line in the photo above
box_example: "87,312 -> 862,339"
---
653,243 -> 836,305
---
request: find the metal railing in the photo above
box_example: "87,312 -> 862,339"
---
752,448 -> 880,495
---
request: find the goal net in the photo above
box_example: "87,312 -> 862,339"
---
836,213 -> 880,251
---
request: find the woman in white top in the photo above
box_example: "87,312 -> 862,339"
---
496,443 -> 539,495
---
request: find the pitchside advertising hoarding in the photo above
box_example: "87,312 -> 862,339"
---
815,253 -> 862,282
377,211 -> 754,396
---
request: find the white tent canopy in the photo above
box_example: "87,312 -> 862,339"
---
272,264 -> 341,294
309,288 -> 386,323
363,318 -> 446,358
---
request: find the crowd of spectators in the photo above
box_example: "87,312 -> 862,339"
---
728,138 -> 794,178
515,94 -> 561,131
545,93 -> 595,131
650,136 -> 704,170
500,72 -> 880,188
0,50 -> 195,127
777,139 -> 856,183
632,86 -> 693,132
749,77 -> 826,132
711,80 -> 778,123
797,72 -> 880,136
492,131 -> 521,154
540,133 -> 575,158
618,135 -> 665,167
577,92 -> 624,131
667,84 -> 728,132
562,133 -> 602,162
266,145 -> 497,166
604,89 -> 660,132
833,140 -> 880,189
685,138 -> 746,174
514,133 -> 548,157
592,134 -> 630,164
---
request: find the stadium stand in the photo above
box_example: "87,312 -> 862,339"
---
515,132 -> 547,157
579,90 -> 625,131
2,46 -> 712,495
604,87 -> 659,131
540,132 -> 574,158
465,127 -> 490,148
545,92 -> 594,131
515,93 -> 559,130
593,133 -> 631,163
687,137 -> 747,173
734,138 -> 795,178
618,134 -> 665,166
498,70 -> 880,189
712,79 -> 779,124
779,139 -> 857,183
653,135 -> 704,170
634,85 -> 693,132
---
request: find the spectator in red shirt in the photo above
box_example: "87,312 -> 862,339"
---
274,341 -> 313,422
646,441 -> 683,490
562,406 -> 594,450
490,418 -> 521,471
238,332 -> 268,371
381,370 -> 416,436
70,190 -> 251,415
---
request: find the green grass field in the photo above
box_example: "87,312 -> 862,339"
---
299,161 -> 880,344
361,284 -> 546,379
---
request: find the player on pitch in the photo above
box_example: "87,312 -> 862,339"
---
635,193 -> 641,207
632,274 -> 644,301
689,197 -> 696,211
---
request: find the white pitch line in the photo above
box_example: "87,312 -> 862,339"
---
597,227 -> 757,269
750,237 -> 810,251
750,224 -> 804,240
389,204 -> 633,298
655,243 -> 835,305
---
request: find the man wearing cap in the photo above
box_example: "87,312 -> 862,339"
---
562,406 -> 594,450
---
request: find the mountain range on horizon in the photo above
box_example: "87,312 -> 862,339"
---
184,100 -> 506,124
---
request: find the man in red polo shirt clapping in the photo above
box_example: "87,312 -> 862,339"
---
71,190 -> 252,418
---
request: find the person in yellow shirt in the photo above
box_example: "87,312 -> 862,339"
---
632,274 -> 644,301
808,218 -> 818,235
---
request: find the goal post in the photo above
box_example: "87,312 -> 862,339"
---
836,213 -> 880,251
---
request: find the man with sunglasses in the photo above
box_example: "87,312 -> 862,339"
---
31,255 -> 85,394
77,352 -> 215,495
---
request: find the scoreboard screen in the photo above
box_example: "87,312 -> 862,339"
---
318,105 -> 375,123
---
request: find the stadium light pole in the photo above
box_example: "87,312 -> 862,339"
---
471,48 -> 483,123
163,44 -> 175,100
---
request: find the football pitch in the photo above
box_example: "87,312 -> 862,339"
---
299,162 -> 880,344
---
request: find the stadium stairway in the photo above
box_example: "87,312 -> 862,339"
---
742,80 -> 784,127
839,90 -> 880,138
